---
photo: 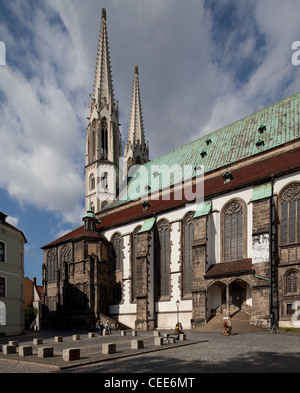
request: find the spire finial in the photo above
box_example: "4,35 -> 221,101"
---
102,8 -> 106,21
135,65 -> 139,75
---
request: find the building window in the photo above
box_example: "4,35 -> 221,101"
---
0,277 -> 5,297
286,270 -> 299,294
0,242 -> 5,262
47,249 -> 57,283
182,213 -> 194,297
0,301 -> 6,325
223,200 -> 246,261
155,220 -> 170,300
280,183 -> 300,246
89,174 -> 95,190
112,233 -> 123,272
131,226 -> 141,302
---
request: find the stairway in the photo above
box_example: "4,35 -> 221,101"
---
194,311 -> 265,332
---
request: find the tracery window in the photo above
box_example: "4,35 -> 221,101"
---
223,200 -> 246,261
286,270 -> 299,294
131,226 -> 141,302
280,183 -> 300,246
182,213 -> 194,297
155,220 -> 170,299
112,233 -> 123,272
47,249 -> 57,283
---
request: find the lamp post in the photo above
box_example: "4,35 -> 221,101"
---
176,300 -> 180,324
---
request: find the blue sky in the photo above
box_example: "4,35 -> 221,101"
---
1,0 -> 300,285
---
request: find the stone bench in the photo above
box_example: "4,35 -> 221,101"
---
55,336 -> 63,342
19,346 -> 33,357
88,332 -> 95,338
121,330 -> 137,336
131,340 -> 144,350
63,348 -> 80,361
179,333 -> 186,341
102,343 -> 116,355
33,338 -> 43,345
153,331 -> 161,337
72,334 -> 80,341
38,346 -> 54,358
9,340 -> 19,348
2,345 -> 17,354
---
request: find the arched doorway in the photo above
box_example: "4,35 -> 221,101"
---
229,280 -> 247,309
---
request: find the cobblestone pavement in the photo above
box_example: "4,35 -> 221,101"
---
1,329 -> 300,374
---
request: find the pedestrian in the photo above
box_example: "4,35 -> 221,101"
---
99,321 -> 104,335
96,319 -> 100,335
227,317 -> 232,335
221,317 -> 229,336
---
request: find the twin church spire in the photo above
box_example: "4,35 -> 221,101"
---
85,9 -> 149,213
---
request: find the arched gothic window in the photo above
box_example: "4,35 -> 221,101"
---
131,226 -> 141,302
112,233 -> 123,272
182,213 -> 194,297
89,174 -> 95,190
101,117 -> 108,158
47,249 -> 57,283
155,220 -> 170,299
60,245 -> 71,277
286,270 -> 299,294
280,183 -> 300,246
223,200 -> 246,261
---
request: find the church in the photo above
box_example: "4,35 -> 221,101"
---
41,9 -> 300,331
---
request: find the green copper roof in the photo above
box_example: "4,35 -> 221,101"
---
252,183 -> 272,202
111,91 -> 300,207
138,217 -> 156,233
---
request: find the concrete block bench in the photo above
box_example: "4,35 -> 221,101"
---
154,337 -> 163,346
121,330 -> 137,336
3,345 -> 17,354
9,341 -> 19,348
55,336 -> 63,342
63,348 -> 80,361
131,340 -> 144,350
19,346 -> 33,357
33,338 -> 43,345
72,334 -> 80,341
179,333 -> 186,341
38,347 -> 54,358
102,343 -> 116,355
88,332 -> 95,338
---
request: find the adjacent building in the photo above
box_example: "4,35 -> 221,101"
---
0,211 -> 27,336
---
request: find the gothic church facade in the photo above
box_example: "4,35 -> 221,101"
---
41,9 -> 300,331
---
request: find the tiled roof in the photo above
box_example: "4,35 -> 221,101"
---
204,259 -> 253,278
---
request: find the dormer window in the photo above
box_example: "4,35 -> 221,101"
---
256,139 -> 265,148
258,125 -> 267,134
223,170 -> 233,184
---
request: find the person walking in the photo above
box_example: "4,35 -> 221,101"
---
221,317 -> 229,336
227,317 -> 232,335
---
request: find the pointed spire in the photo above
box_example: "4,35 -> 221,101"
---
124,66 -> 149,172
127,65 -> 146,147
91,8 -> 115,112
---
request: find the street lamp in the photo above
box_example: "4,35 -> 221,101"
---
176,299 -> 180,324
